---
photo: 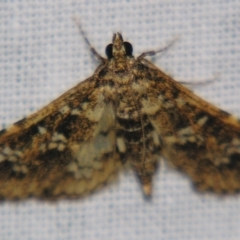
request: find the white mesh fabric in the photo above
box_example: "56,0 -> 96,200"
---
0,1 -> 240,239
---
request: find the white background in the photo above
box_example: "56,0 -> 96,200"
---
0,0 -> 240,239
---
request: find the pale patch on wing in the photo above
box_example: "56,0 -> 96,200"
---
85,94 -> 105,122
116,137 -> 126,153
152,131 -> 161,146
141,98 -> 161,116
38,126 -> 47,135
197,116 -> 208,126
53,153 -> 121,197
59,105 -> 70,114
13,164 -> 28,174
67,104 -> 116,179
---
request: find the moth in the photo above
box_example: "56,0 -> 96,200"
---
1,29 -> 240,200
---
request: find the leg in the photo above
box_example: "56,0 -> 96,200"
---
72,17 -> 105,62
178,73 -> 219,86
138,36 -> 179,59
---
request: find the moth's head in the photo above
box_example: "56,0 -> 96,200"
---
105,33 -> 133,59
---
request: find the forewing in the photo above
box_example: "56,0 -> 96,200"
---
0,77 -> 121,199
141,64 -> 240,193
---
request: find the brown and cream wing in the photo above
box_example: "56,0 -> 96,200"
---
141,65 -> 240,193
0,77 -> 121,199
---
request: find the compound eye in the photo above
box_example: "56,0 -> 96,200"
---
123,42 -> 133,56
105,44 -> 113,59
